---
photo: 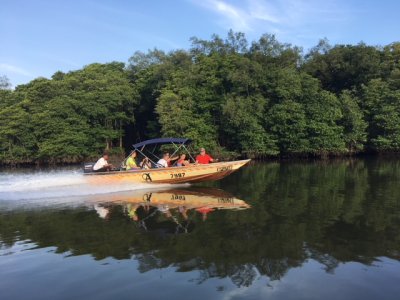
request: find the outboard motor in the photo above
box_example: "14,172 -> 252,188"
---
83,162 -> 96,173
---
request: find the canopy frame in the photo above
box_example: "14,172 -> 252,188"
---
122,137 -> 194,169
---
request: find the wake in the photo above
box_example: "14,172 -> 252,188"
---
0,169 -> 176,201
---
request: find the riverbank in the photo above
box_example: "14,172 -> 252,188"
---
1,150 -> 398,168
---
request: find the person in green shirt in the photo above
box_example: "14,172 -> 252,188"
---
126,151 -> 139,170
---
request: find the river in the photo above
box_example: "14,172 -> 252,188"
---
1,157 -> 400,300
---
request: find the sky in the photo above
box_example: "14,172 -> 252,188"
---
1,0 -> 400,87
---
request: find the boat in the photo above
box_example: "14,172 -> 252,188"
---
83,138 -> 250,184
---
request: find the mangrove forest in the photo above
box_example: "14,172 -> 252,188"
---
1,31 -> 400,165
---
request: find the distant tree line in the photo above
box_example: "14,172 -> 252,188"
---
1,30 -> 400,165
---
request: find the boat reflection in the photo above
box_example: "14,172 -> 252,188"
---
91,187 -> 250,233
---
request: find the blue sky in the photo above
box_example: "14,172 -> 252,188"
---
1,0 -> 400,87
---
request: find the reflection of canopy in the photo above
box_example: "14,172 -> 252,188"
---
132,138 -> 191,149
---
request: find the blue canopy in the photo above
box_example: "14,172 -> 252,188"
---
132,138 -> 191,149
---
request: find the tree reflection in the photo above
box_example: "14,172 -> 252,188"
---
1,158 -> 400,288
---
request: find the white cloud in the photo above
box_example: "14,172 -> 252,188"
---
191,0 -> 350,46
192,0 -> 283,31
0,63 -> 32,77
197,0 -> 252,31
248,0 -> 281,23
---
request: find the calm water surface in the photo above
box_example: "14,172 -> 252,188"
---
1,158 -> 400,300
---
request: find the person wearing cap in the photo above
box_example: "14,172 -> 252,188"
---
195,148 -> 214,164
93,152 -> 113,172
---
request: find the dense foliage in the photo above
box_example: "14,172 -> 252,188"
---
1,31 -> 400,164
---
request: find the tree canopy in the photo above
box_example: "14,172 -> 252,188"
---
1,31 -> 400,165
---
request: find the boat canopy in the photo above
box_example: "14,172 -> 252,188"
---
132,138 -> 191,149
123,137 -> 194,169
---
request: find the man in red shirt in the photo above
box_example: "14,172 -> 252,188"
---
196,148 -> 214,164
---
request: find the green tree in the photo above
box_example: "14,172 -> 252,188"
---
156,87 -> 218,150
362,79 -> 400,150
0,75 -> 11,90
0,62 -> 137,164
338,90 -> 367,152
222,94 -> 278,156
267,100 -> 308,154
0,101 -> 36,163
303,42 -> 381,93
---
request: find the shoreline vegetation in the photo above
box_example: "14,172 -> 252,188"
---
1,31 -> 400,166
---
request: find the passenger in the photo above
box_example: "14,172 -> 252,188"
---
167,153 -> 179,167
195,148 -> 214,164
126,151 -> 140,170
156,153 -> 170,168
93,152 -> 113,172
140,157 -> 152,169
156,153 -> 178,168
176,154 -> 190,166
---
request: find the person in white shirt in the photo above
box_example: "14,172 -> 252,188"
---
156,153 -> 170,168
93,153 -> 113,172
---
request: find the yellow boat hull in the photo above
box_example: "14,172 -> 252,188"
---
84,159 -> 251,185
